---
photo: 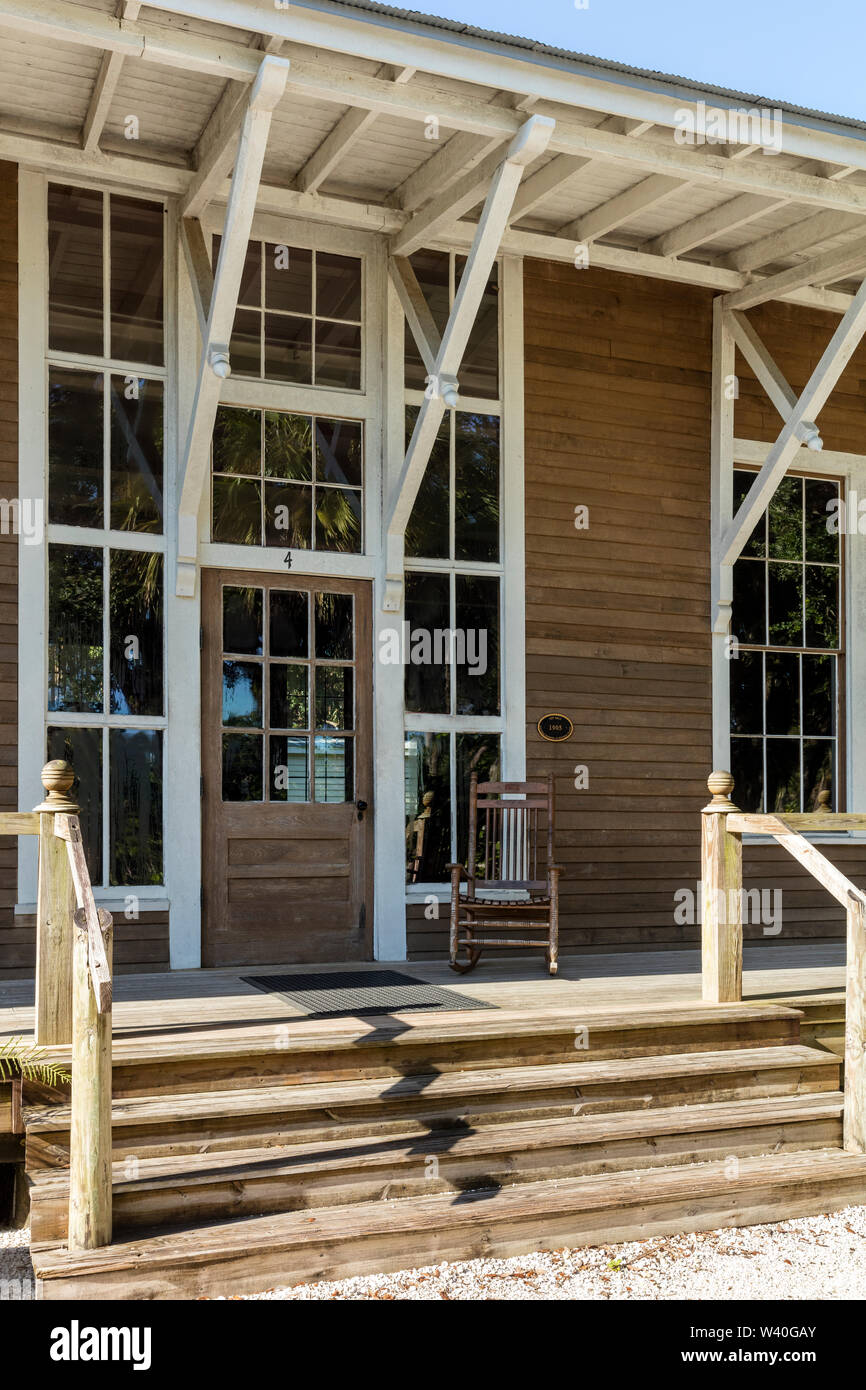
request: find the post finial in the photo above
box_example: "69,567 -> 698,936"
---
34,759 -> 79,813
817,788 -> 832,810
704,769 -> 738,812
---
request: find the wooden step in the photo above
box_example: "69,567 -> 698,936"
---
27,1092 -> 844,1243
33,1001 -> 804,1097
31,1147 -> 866,1300
24,1044 -> 841,1166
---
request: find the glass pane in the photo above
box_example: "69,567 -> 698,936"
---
223,586 -> 262,655
456,255 -> 498,399
316,252 -> 361,321
733,470 -> 765,558
768,563 -> 803,646
264,412 -> 312,480
270,590 -> 308,659
264,313 -> 312,383
455,574 -> 500,717
47,726 -> 102,883
404,572 -> 449,713
48,184 -> 103,356
222,661 -> 262,727
270,665 -> 308,729
269,734 -> 309,802
803,739 -> 834,810
212,476 -> 262,545
109,376 -> 163,532
766,738 -> 800,813
110,196 -> 164,366
730,649 -> 763,735
109,550 -> 163,717
315,487 -> 361,553
315,321 -> 361,390
765,651 -> 799,735
405,406 -> 449,560
237,239 -> 261,307
404,251 -> 449,392
315,666 -> 353,730
222,732 -> 262,801
314,734 -> 353,802
265,481 -> 311,549
455,413 -> 499,562
803,654 -> 835,736
768,475 -> 802,560
230,308 -> 262,376
265,243 -> 311,315
805,565 -> 839,649
730,736 -> 763,813
109,728 -> 163,885
315,592 -> 353,659
315,418 -> 362,486
404,730 -> 450,883
48,369 -> 103,528
805,478 -> 840,563
48,544 -> 103,712
732,560 -> 765,645
456,733 -> 501,874
213,407 -> 261,476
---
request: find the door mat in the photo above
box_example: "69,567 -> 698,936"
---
241,969 -> 497,1018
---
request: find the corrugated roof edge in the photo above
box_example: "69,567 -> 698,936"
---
305,0 -> 866,138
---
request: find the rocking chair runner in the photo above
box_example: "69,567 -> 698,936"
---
449,773 -> 563,976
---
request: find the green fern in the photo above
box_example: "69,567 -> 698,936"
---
0,1036 -> 71,1089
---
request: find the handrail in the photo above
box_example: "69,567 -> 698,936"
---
54,813 -> 112,1013
702,771 -> 866,1155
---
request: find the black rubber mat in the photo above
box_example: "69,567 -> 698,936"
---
241,969 -> 496,1018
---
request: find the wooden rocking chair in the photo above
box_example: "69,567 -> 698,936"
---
449,773 -> 563,976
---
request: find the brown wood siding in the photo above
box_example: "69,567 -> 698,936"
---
408,259 -> 866,960
0,164 -> 169,978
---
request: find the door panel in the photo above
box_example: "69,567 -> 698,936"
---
202,570 -> 373,967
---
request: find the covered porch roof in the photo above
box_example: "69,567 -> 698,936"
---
2,0 -> 866,312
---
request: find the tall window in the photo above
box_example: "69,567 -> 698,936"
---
45,184 -> 166,886
402,251 -> 502,884
730,468 -> 842,813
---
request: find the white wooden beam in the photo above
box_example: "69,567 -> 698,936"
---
81,1 -> 141,154
721,232 -> 866,311
719,209 -> 865,273
734,437 -> 866,469
645,192 -> 788,259
295,64 -> 414,195
180,216 -> 213,341
176,55 -> 289,597
384,119 -> 555,609
721,274 -> 866,568
507,115 -> 651,224
560,173 -> 686,243
388,256 -> 441,376
728,309 -> 823,448
391,114 -> 554,258
710,300 -> 735,767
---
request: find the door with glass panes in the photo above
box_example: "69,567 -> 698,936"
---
202,570 -> 373,966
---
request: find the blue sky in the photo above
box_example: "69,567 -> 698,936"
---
406,0 -> 866,122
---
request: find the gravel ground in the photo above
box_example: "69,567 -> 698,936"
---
4,1206 -> 866,1300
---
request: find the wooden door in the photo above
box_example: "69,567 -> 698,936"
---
202,569 -> 373,967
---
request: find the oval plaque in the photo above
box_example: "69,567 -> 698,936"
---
537,713 -> 574,743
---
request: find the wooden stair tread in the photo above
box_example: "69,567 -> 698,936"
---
31,1000 -> 803,1067
23,1043 -> 838,1134
27,1092 -> 845,1196
31,1148 -> 866,1282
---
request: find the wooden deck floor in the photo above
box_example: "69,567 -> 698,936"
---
0,942 -> 845,1046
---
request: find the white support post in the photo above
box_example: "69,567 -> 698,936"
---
710,301 -> 735,770
388,256 -> 441,377
176,55 -> 289,597
721,273 -> 866,568
383,114 -> 554,611
728,310 -> 823,448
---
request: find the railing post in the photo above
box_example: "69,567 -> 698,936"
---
701,770 -> 743,1003
68,894 -> 113,1250
844,891 -> 866,1154
33,760 -> 79,1045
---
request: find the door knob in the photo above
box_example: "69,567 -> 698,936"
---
356,799 -> 369,822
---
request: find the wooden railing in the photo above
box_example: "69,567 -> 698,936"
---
6,760 -> 113,1248
701,769 -> 865,1154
